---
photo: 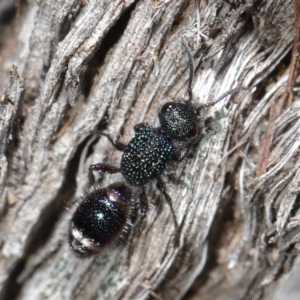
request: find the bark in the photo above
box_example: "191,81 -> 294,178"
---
0,0 -> 298,299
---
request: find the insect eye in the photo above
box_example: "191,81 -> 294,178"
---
161,103 -> 174,113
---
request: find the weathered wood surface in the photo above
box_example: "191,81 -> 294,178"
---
0,0 -> 298,299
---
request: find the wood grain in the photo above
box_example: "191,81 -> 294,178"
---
0,1 -> 298,299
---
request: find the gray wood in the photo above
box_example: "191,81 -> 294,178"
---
0,0 -> 298,299
0,66 -> 24,215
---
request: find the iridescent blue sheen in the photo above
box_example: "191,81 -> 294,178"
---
70,183 -> 132,257
121,125 -> 175,186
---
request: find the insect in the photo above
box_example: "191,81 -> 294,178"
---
69,39 -> 246,257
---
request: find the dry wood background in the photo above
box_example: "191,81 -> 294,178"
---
0,0 -> 299,299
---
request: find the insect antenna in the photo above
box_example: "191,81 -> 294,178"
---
196,86 -> 249,113
182,38 -> 194,102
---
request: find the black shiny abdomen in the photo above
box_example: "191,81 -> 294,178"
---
71,184 -> 130,248
121,126 -> 175,186
72,194 -> 126,245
